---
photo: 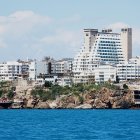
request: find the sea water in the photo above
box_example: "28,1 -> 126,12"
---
0,109 -> 139,140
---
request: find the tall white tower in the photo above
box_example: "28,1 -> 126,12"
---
121,28 -> 132,61
83,29 -> 98,52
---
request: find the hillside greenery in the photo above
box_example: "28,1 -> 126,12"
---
0,81 -> 15,99
31,82 -> 120,101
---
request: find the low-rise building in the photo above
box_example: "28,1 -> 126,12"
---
0,61 -> 22,81
117,56 -> 140,81
53,58 -> 73,74
0,60 -> 37,81
45,75 -> 58,84
36,58 -> 73,78
73,64 -> 116,84
94,64 -> 116,83
73,72 -> 95,84
57,76 -> 72,86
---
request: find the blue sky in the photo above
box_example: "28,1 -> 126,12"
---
0,0 -> 140,61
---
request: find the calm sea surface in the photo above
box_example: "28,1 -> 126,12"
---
0,109 -> 139,140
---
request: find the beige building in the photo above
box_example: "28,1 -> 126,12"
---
121,28 -> 132,61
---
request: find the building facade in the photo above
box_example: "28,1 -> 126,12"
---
0,61 -> 22,81
73,28 -> 132,83
94,64 -> 116,83
54,58 -> 73,74
28,61 -> 36,81
0,60 -> 37,81
117,56 -> 140,81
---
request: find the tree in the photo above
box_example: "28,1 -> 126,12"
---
108,78 -> 111,83
116,75 -> 120,83
123,84 -> 128,89
44,81 -> 52,88
7,90 -> 14,99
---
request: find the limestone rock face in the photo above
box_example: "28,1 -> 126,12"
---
48,100 -> 59,109
56,95 -> 81,109
25,88 -> 33,99
35,101 -> 50,109
98,88 -> 111,103
93,99 -> 107,109
26,97 -> 38,108
26,98 -> 34,108
111,91 -> 134,109
66,103 -> 76,109
84,90 -> 96,100
9,84 -> 135,109
75,104 -> 92,109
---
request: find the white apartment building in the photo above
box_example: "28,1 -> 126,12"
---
73,28 -> 132,83
54,58 -> 73,74
28,61 -> 36,81
73,72 -> 95,84
36,61 -> 47,76
36,58 -> 56,77
36,58 -> 73,78
117,56 -> 140,81
0,61 -> 22,81
57,76 -> 72,86
73,64 -> 116,84
0,60 -> 37,81
94,64 -> 116,83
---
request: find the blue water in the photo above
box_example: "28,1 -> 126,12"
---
0,109 -> 139,140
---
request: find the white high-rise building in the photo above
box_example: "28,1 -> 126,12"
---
73,28 -> 132,83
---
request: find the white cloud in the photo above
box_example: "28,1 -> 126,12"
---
8,10 -> 52,24
0,10 -> 52,37
38,29 -> 82,58
40,29 -> 81,49
9,11 -> 35,21
0,11 -> 83,60
41,29 -> 79,44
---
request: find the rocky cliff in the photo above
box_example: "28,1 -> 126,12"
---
12,86 -> 134,109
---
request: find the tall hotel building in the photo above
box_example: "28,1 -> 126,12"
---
73,28 -> 132,83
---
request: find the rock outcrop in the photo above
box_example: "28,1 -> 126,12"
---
11,86 -> 135,109
75,104 -> 92,109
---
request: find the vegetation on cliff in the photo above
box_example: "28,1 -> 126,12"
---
0,81 -> 134,109
31,82 -> 120,101
0,81 -> 15,100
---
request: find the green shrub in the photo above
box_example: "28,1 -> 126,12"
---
44,81 -> 52,88
78,96 -> 84,104
123,84 -> 128,89
31,89 -> 56,101
7,90 -> 14,99
0,90 -> 3,98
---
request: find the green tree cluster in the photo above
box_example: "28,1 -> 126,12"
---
31,82 -> 119,101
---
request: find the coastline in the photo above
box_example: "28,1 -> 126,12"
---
0,81 -> 136,109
